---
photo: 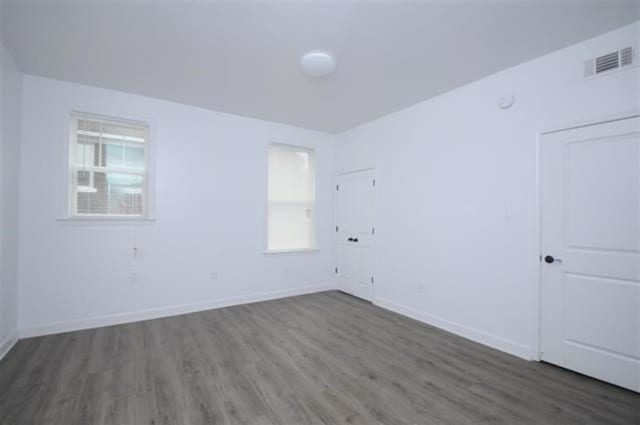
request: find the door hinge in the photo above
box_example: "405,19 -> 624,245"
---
372,179 -> 376,187
371,276 -> 374,284
336,225 -> 339,232
335,267 -> 338,274
336,184 -> 339,191
372,227 -> 375,235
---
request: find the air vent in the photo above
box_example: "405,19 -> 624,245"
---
595,51 -> 619,74
584,46 -> 635,79
620,46 -> 634,67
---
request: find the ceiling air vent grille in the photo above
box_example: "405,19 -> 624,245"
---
595,51 -> 619,74
620,46 -> 634,67
584,47 -> 635,79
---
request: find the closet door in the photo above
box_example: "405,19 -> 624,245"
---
337,169 -> 375,301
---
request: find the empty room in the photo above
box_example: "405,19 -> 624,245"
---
0,0 -> 639,424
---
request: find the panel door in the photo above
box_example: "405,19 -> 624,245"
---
337,173 -> 357,295
540,116 -> 640,392
337,169 -> 375,301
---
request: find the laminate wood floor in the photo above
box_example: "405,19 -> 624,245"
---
0,291 -> 638,425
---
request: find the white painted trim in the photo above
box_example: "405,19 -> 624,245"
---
539,109 -> 640,135
56,217 -> 156,224
374,297 -> 532,360
0,330 -> 19,364
19,284 -> 335,338
263,248 -> 319,255
532,128 -> 543,361
338,167 -> 375,176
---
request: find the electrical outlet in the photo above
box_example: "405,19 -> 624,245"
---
211,272 -> 218,280
130,271 -> 138,282
418,283 -> 424,294
282,266 -> 289,275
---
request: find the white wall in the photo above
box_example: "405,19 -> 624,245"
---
0,31 -> 23,355
11,20 -> 640,362
336,22 -> 639,359
18,76 -> 336,336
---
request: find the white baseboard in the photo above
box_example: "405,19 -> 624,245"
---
374,297 -> 532,360
16,288 -> 531,362
20,284 -> 336,339
0,330 -> 18,363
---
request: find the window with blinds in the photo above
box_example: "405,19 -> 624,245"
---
267,143 -> 316,251
69,113 -> 149,217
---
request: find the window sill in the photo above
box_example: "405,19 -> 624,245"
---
263,248 -> 319,255
57,216 -> 156,225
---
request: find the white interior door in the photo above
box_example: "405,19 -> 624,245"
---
337,169 -> 375,301
540,116 -> 640,392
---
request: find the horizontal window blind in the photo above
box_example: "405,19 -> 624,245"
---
267,143 -> 316,251
69,113 -> 149,217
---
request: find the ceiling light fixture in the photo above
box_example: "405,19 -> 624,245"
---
300,51 -> 336,78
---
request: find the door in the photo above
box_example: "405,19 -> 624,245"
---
337,169 -> 375,301
540,116 -> 640,392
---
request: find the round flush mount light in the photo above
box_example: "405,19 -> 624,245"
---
300,51 -> 336,78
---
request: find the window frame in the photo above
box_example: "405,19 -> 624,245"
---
265,142 -> 318,254
63,111 -> 154,221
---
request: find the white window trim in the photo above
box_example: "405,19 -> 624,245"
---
61,111 -> 156,222
265,142 -> 318,254
263,248 -> 319,255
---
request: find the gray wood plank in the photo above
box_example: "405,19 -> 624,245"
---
0,291 -> 638,425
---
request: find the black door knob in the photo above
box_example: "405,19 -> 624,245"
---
544,255 -> 556,264
347,238 -> 354,242
353,238 -> 359,243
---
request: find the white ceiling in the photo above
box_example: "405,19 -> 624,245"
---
2,1 -> 639,133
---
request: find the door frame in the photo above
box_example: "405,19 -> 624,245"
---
334,167 -> 376,300
532,109 -> 640,362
